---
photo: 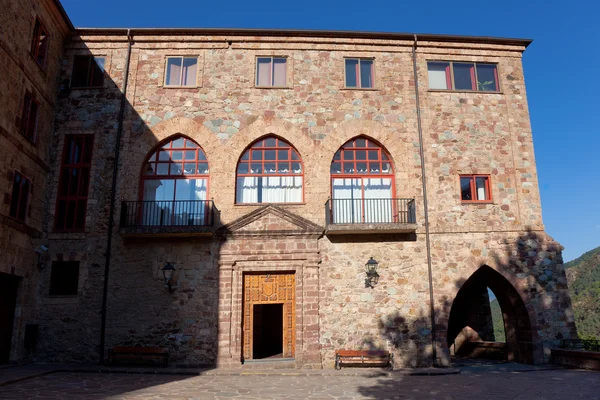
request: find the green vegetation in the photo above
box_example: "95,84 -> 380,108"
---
565,246 -> 600,340
489,298 -> 506,342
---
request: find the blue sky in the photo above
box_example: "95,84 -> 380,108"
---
60,0 -> 599,261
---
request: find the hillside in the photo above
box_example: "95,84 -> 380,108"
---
565,246 -> 600,340
489,298 -> 506,341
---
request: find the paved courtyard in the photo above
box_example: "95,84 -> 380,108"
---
0,368 -> 599,400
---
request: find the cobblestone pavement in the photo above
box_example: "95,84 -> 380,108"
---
0,369 -> 599,399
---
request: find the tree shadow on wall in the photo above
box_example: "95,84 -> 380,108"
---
354,228 -> 578,397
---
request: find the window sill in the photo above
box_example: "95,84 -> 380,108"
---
30,52 -> 48,75
162,85 -> 200,89
234,203 -> 306,206
44,295 -> 79,305
254,86 -> 291,89
48,231 -> 87,240
461,201 -> 494,205
428,89 -> 503,95
341,87 -> 378,91
18,130 -> 37,146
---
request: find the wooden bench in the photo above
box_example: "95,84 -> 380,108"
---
335,350 -> 394,370
109,346 -> 169,367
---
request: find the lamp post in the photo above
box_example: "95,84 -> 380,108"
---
365,257 -> 379,288
161,262 -> 176,293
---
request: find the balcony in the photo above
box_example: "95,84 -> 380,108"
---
325,198 -> 417,235
119,200 -> 219,238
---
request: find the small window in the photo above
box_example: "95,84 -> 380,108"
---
460,175 -> 492,202
256,57 -> 287,87
20,92 -> 39,142
49,261 -> 79,296
9,172 -> 31,222
345,58 -> 374,89
427,62 -> 499,92
71,56 -> 105,88
165,57 -> 198,87
30,18 -> 49,68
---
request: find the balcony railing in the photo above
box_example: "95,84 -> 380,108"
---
325,198 -> 416,226
120,200 -> 217,228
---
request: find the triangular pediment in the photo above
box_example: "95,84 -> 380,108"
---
217,205 -> 323,236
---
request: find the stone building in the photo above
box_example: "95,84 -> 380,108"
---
1,0 -> 577,368
0,0 -> 73,363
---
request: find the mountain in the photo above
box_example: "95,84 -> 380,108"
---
565,246 -> 600,340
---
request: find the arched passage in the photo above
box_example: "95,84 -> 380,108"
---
447,265 -> 534,364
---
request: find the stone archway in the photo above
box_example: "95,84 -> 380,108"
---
447,265 -> 534,364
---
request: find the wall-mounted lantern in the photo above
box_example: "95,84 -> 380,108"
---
365,257 -> 379,288
161,262 -> 176,293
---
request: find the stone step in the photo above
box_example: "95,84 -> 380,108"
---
241,358 -> 296,369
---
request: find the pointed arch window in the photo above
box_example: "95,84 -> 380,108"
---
236,136 -> 303,204
141,136 -> 209,225
330,137 -> 395,223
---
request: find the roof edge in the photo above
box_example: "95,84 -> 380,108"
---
52,0 -> 75,31
72,27 -> 532,48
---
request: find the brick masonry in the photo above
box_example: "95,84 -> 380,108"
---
0,3 -> 578,368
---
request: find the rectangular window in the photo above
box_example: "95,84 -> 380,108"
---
49,261 -> 79,296
345,58 -> 374,89
427,61 -> 499,92
256,57 -> 287,87
9,172 -> 31,222
20,92 -> 39,142
460,175 -> 492,202
70,56 -> 105,88
55,135 -> 94,231
165,57 -> 198,87
30,18 -> 49,68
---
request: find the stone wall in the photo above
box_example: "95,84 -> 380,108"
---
0,0 -> 70,362
29,30 -> 577,367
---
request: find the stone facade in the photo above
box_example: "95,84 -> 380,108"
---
0,0 -> 71,362
0,2 -> 577,368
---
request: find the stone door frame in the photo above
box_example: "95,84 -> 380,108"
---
217,256 -> 320,368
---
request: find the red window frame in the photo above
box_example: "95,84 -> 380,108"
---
54,135 -> 94,232
345,58 -> 375,89
9,171 -> 31,222
330,137 -> 396,221
30,18 -> 49,69
20,91 -> 39,143
235,136 -> 304,204
460,175 -> 492,203
427,61 -> 500,92
140,135 -> 210,199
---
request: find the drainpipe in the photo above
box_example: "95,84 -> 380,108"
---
412,34 -> 437,367
99,29 -> 133,365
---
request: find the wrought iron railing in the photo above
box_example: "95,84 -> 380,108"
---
561,339 -> 600,352
120,200 -> 217,228
325,198 -> 416,225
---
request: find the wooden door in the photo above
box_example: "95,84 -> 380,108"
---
243,273 -> 295,361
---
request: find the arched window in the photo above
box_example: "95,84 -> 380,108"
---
330,137 -> 395,223
141,136 -> 209,225
236,136 -> 303,204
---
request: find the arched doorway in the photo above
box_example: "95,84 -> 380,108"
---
447,265 -> 534,364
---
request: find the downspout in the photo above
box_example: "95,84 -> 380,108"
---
412,34 -> 437,367
99,29 -> 133,365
